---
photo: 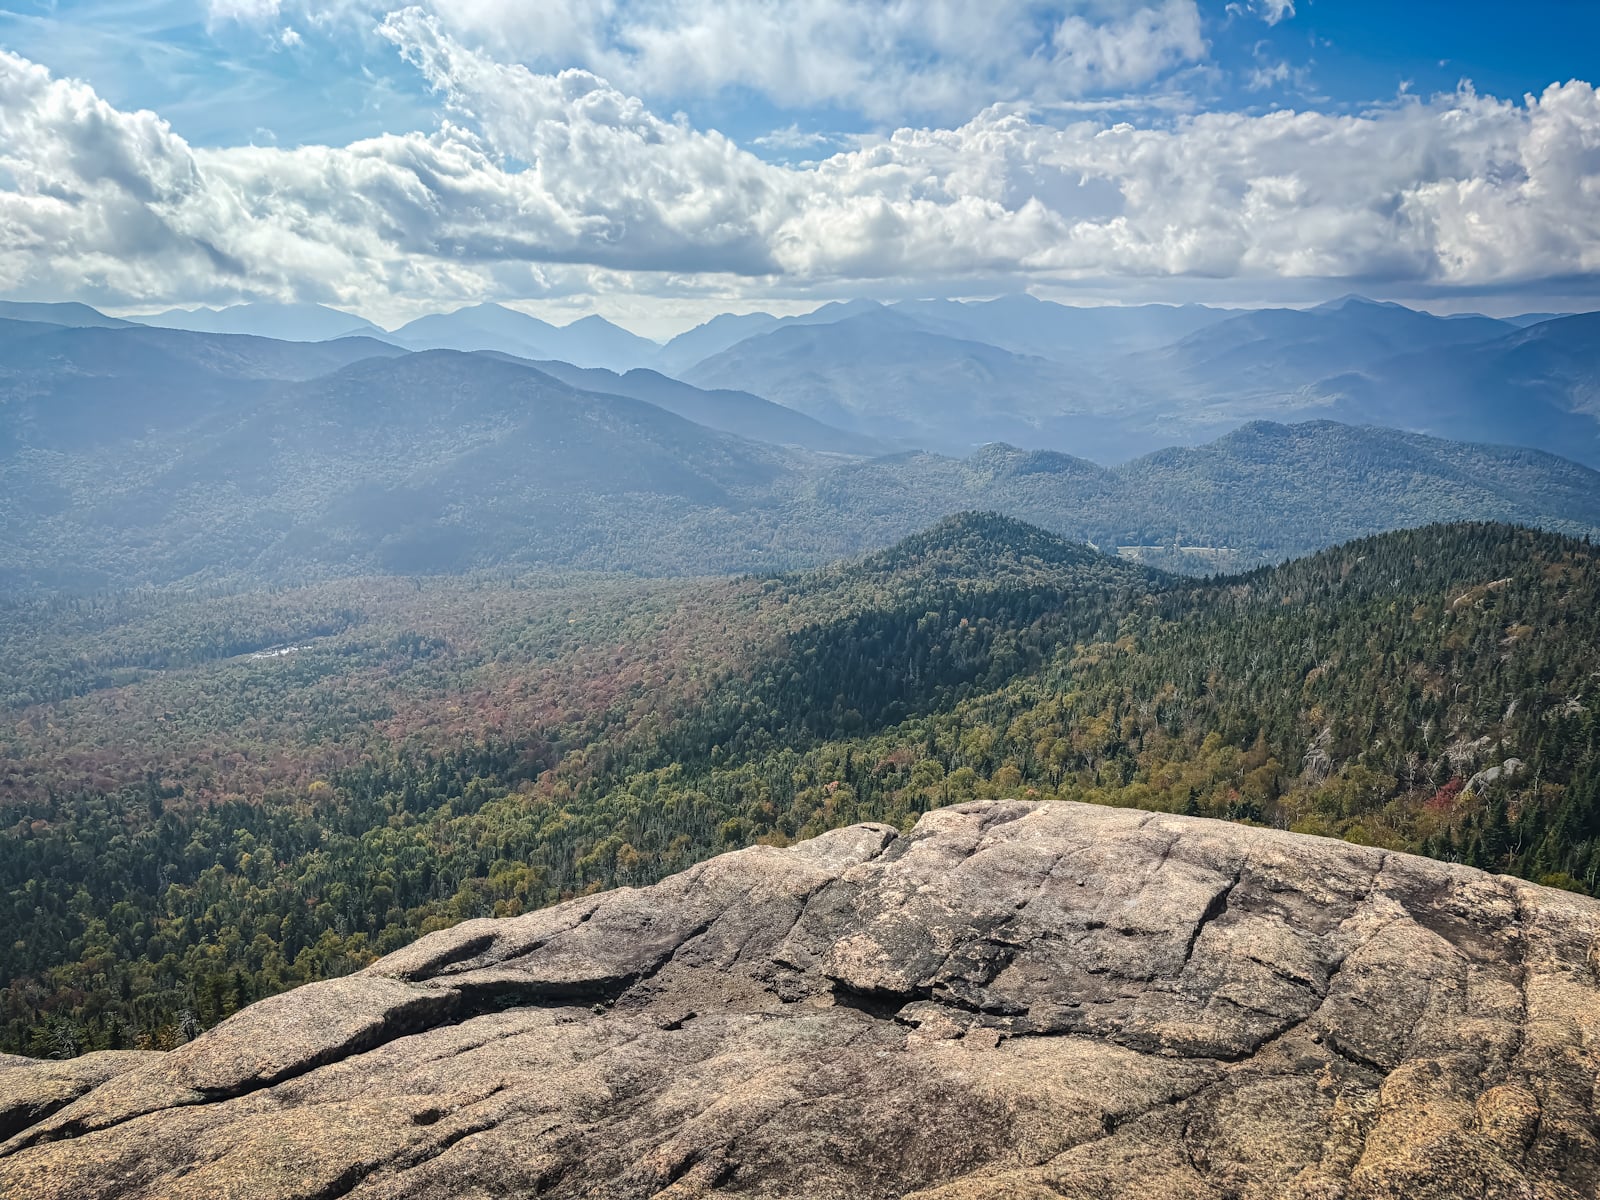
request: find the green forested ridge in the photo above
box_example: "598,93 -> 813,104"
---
2,516 -> 1598,1060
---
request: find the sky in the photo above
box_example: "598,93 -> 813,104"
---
0,0 -> 1597,335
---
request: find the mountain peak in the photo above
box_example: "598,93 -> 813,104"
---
1311,293 -> 1407,313
848,511 -> 1136,585
793,298 -> 886,324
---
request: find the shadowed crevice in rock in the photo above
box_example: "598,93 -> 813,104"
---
1,801 -> 1597,1200
0,1052 -> 164,1143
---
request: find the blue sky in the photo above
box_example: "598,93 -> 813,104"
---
5,1 -> 1597,150
1,1 -> 1597,331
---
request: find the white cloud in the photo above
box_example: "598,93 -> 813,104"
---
1252,0 -> 1296,24
751,126 -> 846,155
1,34 -> 1598,313
219,0 -> 1212,124
1246,60 -> 1291,91
1226,0 -> 1294,26
207,0 -> 285,24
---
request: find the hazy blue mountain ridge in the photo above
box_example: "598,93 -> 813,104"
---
135,302 -> 386,342
390,303 -> 660,370
3,315 -> 1598,589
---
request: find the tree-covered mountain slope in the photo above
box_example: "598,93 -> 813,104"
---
1,518 -> 1598,1057
552,520 -> 1600,901
1310,311 -> 1600,467
6,309 -> 1600,591
789,422 -> 1600,573
1,348 -> 822,586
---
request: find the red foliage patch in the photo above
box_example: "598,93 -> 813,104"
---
1424,777 -> 1465,813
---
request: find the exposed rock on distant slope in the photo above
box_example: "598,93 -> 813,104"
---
4,800 -> 1596,1199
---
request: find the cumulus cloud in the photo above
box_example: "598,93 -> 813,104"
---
219,0 -> 1211,124
751,126 -> 843,154
1,31 -> 1598,311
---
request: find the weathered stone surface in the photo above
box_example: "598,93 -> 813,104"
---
0,1051 -> 162,1143
2,800 -> 1598,1199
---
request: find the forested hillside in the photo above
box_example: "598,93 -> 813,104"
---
7,331 -> 1600,588
1,517 -> 1597,1060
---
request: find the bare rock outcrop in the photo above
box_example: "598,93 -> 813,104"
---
2,800 -> 1598,1199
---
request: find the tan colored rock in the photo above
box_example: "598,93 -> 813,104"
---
0,1051 -> 162,1142
1,801 -> 1597,1199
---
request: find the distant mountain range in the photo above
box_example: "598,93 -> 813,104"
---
1305,311 -> 1600,467
131,300 -> 665,371
680,295 -> 1600,462
0,301 -> 135,329
2,314 -> 1598,589
0,317 -> 403,459
654,311 -> 783,375
95,294 -> 1599,465
384,303 -> 661,370
134,302 -> 386,342
891,295 -> 1236,360
683,306 -> 1087,450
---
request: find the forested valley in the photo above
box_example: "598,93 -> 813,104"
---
2,515 -> 1597,1059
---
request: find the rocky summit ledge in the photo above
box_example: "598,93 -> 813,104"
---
2,801 -> 1599,1200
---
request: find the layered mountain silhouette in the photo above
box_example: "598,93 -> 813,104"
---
135,301 -> 386,342
891,294 -> 1236,359
81,293 -> 1597,469
1308,311 -> 1600,467
3,314 -> 1599,588
682,306 -> 1090,451
522,359 -> 872,454
668,294 -> 1599,461
0,301 -> 134,329
389,303 -> 660,370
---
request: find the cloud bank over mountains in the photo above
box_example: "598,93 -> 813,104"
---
0,1 -> 1597,317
